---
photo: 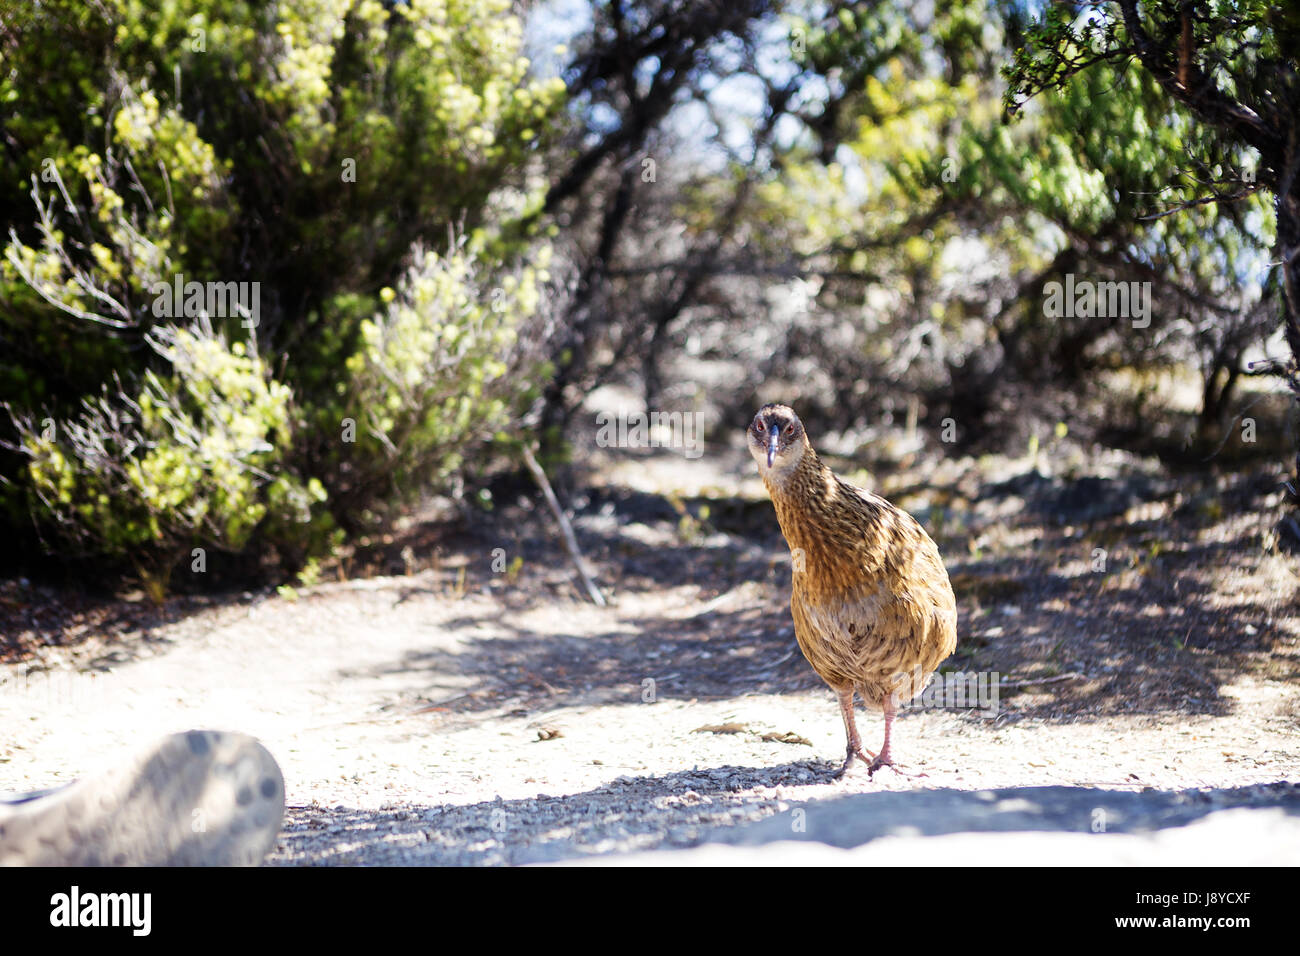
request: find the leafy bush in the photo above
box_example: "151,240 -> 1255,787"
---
9,322 -> 323,593
0,0 -> 568,588
331,240 -> 553,516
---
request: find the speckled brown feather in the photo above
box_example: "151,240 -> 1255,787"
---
764,439 -> 957,710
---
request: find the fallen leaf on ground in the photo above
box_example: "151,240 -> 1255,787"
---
692,723 -> 749,735
760,731 -> 813,746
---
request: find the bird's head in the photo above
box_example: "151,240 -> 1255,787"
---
747,403 -> 807,481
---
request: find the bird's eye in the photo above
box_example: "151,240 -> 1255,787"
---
785,424 -> 795,435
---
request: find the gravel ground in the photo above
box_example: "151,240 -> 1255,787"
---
1,445 -> 1297,865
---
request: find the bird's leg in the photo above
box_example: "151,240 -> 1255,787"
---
830,686 -> 876,778
868,694 -> 927,778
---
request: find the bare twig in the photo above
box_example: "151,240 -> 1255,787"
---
520,444 -> 606,607
999,672 -> 1086,688
1137,181 -> 1264,220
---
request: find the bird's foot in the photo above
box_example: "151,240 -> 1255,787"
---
830,747 -> 878,780
867,751 -> 927,778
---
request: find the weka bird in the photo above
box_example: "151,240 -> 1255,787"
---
748,403 -> 957,776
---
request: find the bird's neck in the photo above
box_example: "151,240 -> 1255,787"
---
765,447 -> 889,585
766,447 -> 837,549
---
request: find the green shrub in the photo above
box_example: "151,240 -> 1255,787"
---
11,322 -> 324,588
329,239 -> 553,516
0,0 -> 568,587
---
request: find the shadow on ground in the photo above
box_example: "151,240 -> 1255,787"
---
268,773 -> 1300,866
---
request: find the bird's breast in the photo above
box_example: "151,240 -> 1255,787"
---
789,574 -> 956,698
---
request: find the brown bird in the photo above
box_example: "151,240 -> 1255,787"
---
748,403 -> 957,777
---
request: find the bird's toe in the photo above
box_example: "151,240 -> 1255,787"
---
867,755 -> 927,779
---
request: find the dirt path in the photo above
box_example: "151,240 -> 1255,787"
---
2,445 -> 1298,864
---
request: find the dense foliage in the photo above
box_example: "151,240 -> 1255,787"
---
1,0 -> 561,586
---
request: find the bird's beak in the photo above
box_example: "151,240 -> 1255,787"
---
766,424 -> 780,468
